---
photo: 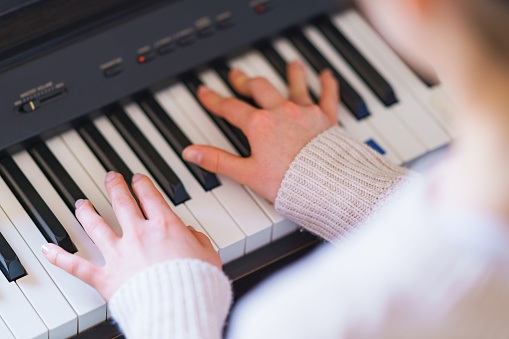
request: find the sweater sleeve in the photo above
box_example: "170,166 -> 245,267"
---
275,125 -> 415,242
108,259 -> 232,339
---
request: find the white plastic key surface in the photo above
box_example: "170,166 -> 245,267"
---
46,136 -> 123,237
333,10 -> 456,139
0,201 -> 77,338
272,37 -> 401,165
304,25 -> 426,162
60,130 -> 111,201
13,150 -> 107,332
0,316 -> 15,339
0,264 -> 47,339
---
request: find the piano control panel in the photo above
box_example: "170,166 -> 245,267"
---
0,0 -> 339,155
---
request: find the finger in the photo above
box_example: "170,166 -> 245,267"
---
287,60 -> 314,106
229,69 -> 286,109
319,69 -> 339,124
42,243 -> 102,288
187,226 -> 215,249
183,145 -> 248,183
198,86 -> 255,130
131,174 -> 174,220
75,199 -> 119,252
105,172 -> 144,227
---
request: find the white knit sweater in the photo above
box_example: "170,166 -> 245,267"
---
109,125 -> 509,338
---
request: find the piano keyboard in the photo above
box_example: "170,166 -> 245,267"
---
0,9 -> 454,339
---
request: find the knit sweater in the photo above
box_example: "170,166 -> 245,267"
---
109,125 -> 509,338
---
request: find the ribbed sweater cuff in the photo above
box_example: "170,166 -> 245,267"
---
275,125 -> 413,242
108,259 -> 232,339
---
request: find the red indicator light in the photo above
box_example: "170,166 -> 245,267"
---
138,55 -> 146,63
256,5 -> 265,13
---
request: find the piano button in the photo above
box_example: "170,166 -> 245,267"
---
137,95 -> 221,191
0,174 -> 106,333
285,28 -> 370,120
314,16 -> 398,107
182,73 -> 251,158
46,136 -> 123,237
303,25 -> 426,162
0,270 -> 47,339
0,156 -> 77,253
159,84 -> 275,251
30,142 -> 87,212
334,11 -> 454,143
0,232 -> 26,282
0,205 -> 78,337
109,108 -> 190,205
271,37 -> 402,165
211,59 -> 259,108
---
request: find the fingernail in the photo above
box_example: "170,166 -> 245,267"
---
132,173 -> 143,183
198,85 -> 211,95
41,244 -> 51,255
232,68 -> 245,75
322,68 -> 332,77
293,59 -> 305,68
75,199 -> 86,209
183,148 -> 202,164
187,226 -> 196,232
105,171 -> 117,182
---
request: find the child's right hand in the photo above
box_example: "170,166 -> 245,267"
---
183,61 -> 339,203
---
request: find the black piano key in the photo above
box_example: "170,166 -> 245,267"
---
257,41 -> 319,103
182,73 -> 252,158
314,17 -> 398,107
29,143 -> 87,212
0,232 -> 27,282
212,60 -> 259,108
77,120 -> 146,212
77,121 -> 134,183
0,157 -> 77,253
109,109 -> 190,205
285,28 -> 370,120
137,95 -> 220,191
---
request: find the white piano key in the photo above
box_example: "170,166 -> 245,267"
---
46,136 -> 123,237
60,129 -> 111,201
304,25 -> 427,162
0,316 -> 14,339
123,102 -> 220,251
0,203 -> 77,338
0,270 -> 47,339
272,37 -> 402,165
161,84 -> 280,249
199,70 -> 299,239
92,116 -> 246,261
151,91 -> 269,258
12,151 -> 108,332
333,10 -> 456,138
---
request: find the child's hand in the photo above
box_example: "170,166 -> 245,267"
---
183,61 -> 339,203
42,172 -> 221,301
